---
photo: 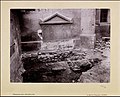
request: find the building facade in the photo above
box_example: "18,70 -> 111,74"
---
19,9 -> 110,52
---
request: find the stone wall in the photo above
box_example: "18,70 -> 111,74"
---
19,9 -> 111,52
20,9 -> 96,51
80,9 -> 96,49
20,9 -> 81,42
10,10 -> 23,82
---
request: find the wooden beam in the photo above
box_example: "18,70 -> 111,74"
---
21,41 -> 41,44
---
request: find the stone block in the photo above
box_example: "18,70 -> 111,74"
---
74,34 -> 95,49
41,39 -> 74,51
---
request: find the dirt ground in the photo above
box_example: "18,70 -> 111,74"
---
78,48 -> 110,83
78,39 -> 110,83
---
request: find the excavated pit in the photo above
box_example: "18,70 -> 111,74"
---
21,50 -> 100,83
21,39 -> 110,83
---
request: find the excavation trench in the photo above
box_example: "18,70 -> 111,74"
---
21,50 -> 100,83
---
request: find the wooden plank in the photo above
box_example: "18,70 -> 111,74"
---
21,41 -> 41,44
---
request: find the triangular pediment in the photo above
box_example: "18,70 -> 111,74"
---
40,13 -> 73,24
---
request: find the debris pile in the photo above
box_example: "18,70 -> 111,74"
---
95,38 -> 110,51
37,51 -> 73,63
67,59 -> 92,73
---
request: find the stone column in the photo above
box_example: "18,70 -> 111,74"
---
78,9 -> 96,49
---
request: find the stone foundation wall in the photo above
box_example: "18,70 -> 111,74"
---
41,34 -> 95,51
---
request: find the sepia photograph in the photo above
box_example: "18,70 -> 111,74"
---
10,9 -> 110,83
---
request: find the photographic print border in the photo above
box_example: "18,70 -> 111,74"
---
1,1 -> 120,96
